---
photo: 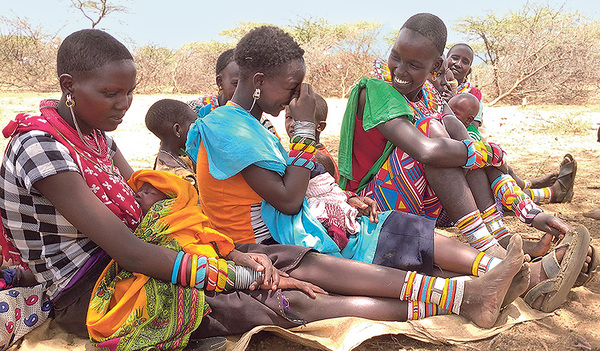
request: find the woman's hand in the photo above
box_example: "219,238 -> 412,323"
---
288,83 -> 316,123
274,276 -> 328,298
347,196 -> 379,223
225,249 -> 280,290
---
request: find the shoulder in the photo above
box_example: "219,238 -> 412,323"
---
3,131 -> 79,191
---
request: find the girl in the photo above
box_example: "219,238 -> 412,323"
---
337,13 -> 592,311
0,28 -> 528,349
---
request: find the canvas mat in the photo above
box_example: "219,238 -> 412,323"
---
6,299 -> 549,351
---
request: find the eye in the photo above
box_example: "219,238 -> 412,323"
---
103,91 -> 118,98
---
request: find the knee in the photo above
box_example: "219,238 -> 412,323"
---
427,119 -> 451,139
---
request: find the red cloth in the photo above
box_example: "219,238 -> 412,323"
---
1,100 -> 142,266
345,116 -> 388,193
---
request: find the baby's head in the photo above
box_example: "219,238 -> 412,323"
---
146,99 -> 197,149
135,182 -> 168,215
448,93 -> 480,127
285,93 -> 328,139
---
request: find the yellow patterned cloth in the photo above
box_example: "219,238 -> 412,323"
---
87,170 -> 234,350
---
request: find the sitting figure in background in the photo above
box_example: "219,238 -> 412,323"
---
146,99 -> 198,191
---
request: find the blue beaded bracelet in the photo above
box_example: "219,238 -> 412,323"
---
172,251 -> 184,284
195,256 -> 208,289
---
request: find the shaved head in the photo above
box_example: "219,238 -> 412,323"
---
448,94 -> 480,127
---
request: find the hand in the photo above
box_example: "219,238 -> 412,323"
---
440,89 -> 455,103
531,212 -> 570,243
275,276 -> 328,298
225,249 -> 280,290
347,196 -> 379,223
288,83 -> 316,123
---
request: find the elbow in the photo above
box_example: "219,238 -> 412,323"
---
278,201 -> 303,215
412,147 -> 438,165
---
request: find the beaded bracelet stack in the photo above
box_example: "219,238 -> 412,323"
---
461,140 -> 506,169
288,121 -> 318,171
171,252 -> 263,291
491,174 -> 543,225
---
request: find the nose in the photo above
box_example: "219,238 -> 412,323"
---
115,93 -> 132,111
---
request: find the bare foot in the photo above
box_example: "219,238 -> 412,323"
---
461,235 -> 524,328
502,262 -> 531,307
583,207 -> 600,220
484,242 -> 507,259
528,172 -> 558,189
500,234 -> 551,258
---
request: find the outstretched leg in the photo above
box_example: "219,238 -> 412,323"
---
287,235 -> 526,328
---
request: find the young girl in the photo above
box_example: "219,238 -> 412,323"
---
0,28 -> 535,349
335,13 -> 592,310
187,48 -> 239,115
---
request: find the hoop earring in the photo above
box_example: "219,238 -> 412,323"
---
66,93 -> 75,108
66,93 -> 102,155
431,71 -> 438,81
248,88 -> 260,112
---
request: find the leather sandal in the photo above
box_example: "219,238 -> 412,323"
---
523,225 -> 590,312
554,154 -> 577,203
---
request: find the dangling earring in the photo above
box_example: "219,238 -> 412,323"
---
66,93 -> 75,108
431,71 -> 438,81
247,88 -> 260,112
66,93 -> 102,155
217,85 -> 223,95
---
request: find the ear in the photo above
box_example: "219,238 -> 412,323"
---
172,123 -> 182,138
466,67 -> 472,79
59,74 -> 74,95
431,57 -> 443,76
252,72 -> 265,89
317,121 -> 327,133
216,74 -> 223,89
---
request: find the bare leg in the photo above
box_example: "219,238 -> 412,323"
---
283,291 -> 409,322
485,166 -> 553,257
424,121 -> 506,258
288,235 -> 526,328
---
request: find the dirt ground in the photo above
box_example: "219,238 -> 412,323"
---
0,94 -> 599,350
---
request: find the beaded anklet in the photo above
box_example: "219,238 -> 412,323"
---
492,174 -> 543,225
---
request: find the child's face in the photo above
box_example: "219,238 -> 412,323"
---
70,60 -> 136,134
447,45 -> 473,83
388,29 -> 441,101
135,182 -> 168,214
218,61 -> 239,103
284,106 -> 294,138
257,60 -> 306,117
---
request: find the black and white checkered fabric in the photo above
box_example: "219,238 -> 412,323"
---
0,130 -> 116,299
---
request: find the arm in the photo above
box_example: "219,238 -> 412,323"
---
241,83 -> 316,215
34,172 -> 177,282
356,88 -> 468,168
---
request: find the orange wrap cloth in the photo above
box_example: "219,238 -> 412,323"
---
87,170 -> 235,350
128,169 -> 234,258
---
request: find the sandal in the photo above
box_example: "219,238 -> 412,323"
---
557,231 -> 598,287
554,154 -> 577,203
575,244 -> 598,287
523,225 -> 590,312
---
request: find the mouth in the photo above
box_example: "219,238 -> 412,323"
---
393,76 -> 411,89
110,115 -> 124,124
